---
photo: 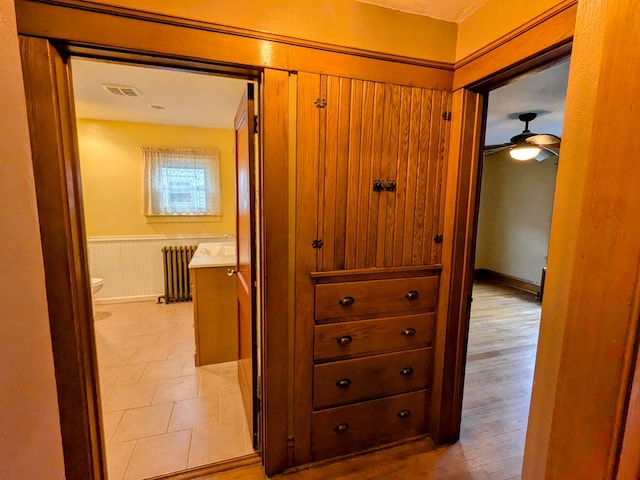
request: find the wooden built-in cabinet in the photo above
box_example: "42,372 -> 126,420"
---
295,71 -> 451,464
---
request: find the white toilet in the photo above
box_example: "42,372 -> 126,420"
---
91,277 -> 104,319
91,277 -> 104,294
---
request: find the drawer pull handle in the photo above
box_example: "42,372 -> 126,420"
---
334,423 -> 350,433
337,335 -> 353,345
397,409 -> 411,419
400,366 -> 414,376
402,327 -> 417,337
338,296 -> 355,306
405,290 -> 419,300
336,378 -> 352,388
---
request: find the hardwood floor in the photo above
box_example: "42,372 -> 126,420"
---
199,282 -> 541,480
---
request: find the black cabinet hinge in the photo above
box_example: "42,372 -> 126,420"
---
314,97 -> 327,108
254,115 -> 258,134
467,294 -> 473,310
312,239 -> 324,249
442,111 -> 452,121
434,234 -> 444,244
255,397 -> 261,411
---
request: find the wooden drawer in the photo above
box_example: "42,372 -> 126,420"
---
314,312 -> 435,361
311,390 -> 429,460
315,275 -> 438,322
313,348 -> 432,409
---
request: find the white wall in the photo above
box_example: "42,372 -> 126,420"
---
0,1 -> 66,478
475,152 -> 558,283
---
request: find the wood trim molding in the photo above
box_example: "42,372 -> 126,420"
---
19,35 -> 105,480
432,88 -> 485,443
27,0 -> 454,70
474,269 -> 540,295
260,68 -> 291,475
292,71 -> 320,466
15,0 -> 454,89
453,0 -> 577,90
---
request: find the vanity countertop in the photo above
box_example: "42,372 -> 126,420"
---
188,242 -> 236,269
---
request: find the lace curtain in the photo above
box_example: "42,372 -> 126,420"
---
143,147 -> 222,216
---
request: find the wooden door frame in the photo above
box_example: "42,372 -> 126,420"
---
17,16 -> 290,480
433,0 -> 576,444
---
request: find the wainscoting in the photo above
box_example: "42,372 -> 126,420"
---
87,234 -> 222,304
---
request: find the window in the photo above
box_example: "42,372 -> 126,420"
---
143,147 -> 222,216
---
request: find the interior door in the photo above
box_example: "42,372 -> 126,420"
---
234,83 -> 259,449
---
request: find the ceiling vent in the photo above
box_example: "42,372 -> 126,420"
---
102,84 -> 142,97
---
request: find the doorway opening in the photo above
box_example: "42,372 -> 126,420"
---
70,57 -> 261,479
461,58 -> 570,472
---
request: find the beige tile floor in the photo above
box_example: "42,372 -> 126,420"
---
93,301 -> 254,480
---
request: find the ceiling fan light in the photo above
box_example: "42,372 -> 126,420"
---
510,146 -> 541,161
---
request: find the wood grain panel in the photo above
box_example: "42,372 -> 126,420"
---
316,74 -> 327,271
402,88 -> 422,266
333,78 -> 351,271
311,390 -> 429,461
293,71 -> 321,466
344,80 -> 363,270
423,91 -> 444,264
320,76 -> 340,271
313,348 -> 432,409
356,81 -> 376,269
432,93 -> 452,264
366,82 -> 385,268
382,84 -> 401,267
411,90 -> 433,265
392,86 -> 412,265
314,314 -> 436,361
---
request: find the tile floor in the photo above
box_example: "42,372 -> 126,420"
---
93,300 -> 254,480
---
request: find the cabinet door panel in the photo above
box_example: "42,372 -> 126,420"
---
315,75 -> 450,271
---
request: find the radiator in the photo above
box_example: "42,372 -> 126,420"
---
159,245 -> 197,303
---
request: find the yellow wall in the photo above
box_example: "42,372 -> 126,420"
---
456,0 -> 565,61
77,119 -> 236,237
0,0 -> 66,478
95,0 -> 457,63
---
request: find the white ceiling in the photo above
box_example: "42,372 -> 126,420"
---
71,58 -> 248,129
485,58 -> 570,146
354,0 -> 489,22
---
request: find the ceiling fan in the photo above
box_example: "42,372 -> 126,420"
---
484,112 -> 561,161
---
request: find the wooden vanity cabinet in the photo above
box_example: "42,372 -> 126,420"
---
190,266 -> 238,366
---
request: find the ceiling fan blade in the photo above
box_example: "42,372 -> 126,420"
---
484,143 -> 511,156
534,146 -> 559,162
526,133 -> 561,147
